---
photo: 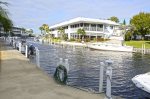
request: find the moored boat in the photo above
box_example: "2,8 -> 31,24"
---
132,72 -> 150,94
87,43 -> 133,52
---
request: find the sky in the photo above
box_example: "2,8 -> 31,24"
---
4,0 -> 150,34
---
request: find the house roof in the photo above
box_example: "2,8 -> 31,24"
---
49,17 -> 120,29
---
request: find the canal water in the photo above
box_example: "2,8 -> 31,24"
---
27,41 -> 150,99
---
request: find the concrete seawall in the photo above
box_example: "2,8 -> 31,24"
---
0,40 -> 106,99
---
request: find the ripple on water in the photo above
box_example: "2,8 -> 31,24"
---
28,42 -> 150,99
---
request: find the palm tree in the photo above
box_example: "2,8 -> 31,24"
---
39,26 -> 44,35
58,27 -> 65,40
45,27 -> 52,43
77,28 -> 86,41
40,24 -> 51,42
0,1 -> 13,36
44,34 -> 49,41
43,24 -> 49,31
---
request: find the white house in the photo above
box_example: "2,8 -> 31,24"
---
0,25 -> 26,37
49,17 -> 121,40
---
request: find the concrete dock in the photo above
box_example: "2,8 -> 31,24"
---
0,40 -> 106,99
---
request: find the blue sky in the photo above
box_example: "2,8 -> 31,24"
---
5,0 -> 150,34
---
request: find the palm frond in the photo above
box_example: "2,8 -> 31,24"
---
0,1 -> 13,33
0,1 -> 9,6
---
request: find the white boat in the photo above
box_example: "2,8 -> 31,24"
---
87,43 -> 133,52
132,72 -> 150,93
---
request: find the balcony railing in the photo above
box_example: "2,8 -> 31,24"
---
83,27 -> 89,31
70,27 -> 103,32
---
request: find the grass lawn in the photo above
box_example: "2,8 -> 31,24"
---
124,40 -> 150,49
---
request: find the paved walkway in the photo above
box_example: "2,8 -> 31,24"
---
0,40 -> 106,99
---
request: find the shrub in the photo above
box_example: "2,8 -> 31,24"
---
62,34 -> 68,41
69,38 -> 75,42
76,39 -> 81,42
93,38 -> 97,42
97,38 -> 104,41
125,31 -> 132,41
85,38 -> 90,42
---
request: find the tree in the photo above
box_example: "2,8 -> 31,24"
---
0,1 -> 13,36
130,12 -> 150,38
45,27 -> 52,42
39,26 -> 44,35
58,27 -> 66,40
39,24 -> 50,34
39,24 -> 51,42
43,24 -> 50,33
108,16 -> 119,23
77,28 -> 86,41
125,31 -> 132,41
123,19 -> 126,25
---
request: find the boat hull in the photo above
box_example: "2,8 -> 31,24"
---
87,43 -> 133,52
132,73 -> 150,93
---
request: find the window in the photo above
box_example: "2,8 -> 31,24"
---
63,26 -> 68,29
71,25 -> 75,28
110,26 -> 113,29
80,23 -> 83,27
97,24 -> 103,31
83,23 -> 89,30
84,23 -> 89,27
90,24 -> 96,31
71,24 -> 79,28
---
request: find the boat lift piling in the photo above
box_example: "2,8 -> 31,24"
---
35,47 -> 40,68
73,45 -> 75,51
13,41 -> 16,49
58,58 -> 69,72
99,60 -> 113,99
19,42 -> 22,52
65,59 -> 69,72
99,62 -> 105,93
25,45 -> 28,58
142,43 -> 146,54
105,59 -> 113,99
59,58 -> 63,65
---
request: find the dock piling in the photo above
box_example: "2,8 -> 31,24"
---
58,58 -> 69,72
105,59 -> 113,99
19,42 -> 22,52
65,59 -> 69,72
36,47 -> 40,68
59,58 -> 63,65
144,44 -> 146,54
99,62 -> 105,93
25,45 -> 28,58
